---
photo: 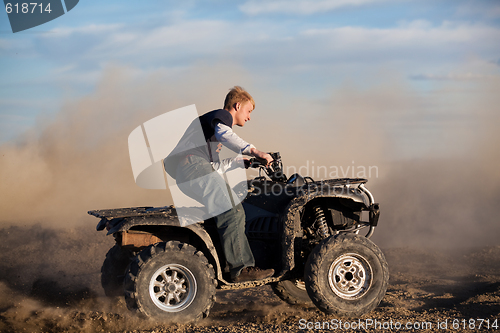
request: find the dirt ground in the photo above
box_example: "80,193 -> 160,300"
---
0,225 -> 499,333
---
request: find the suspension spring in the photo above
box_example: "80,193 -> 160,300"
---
314,206 -> 330,239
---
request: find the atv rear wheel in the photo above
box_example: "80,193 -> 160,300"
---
101,245 -> 132,297
124,241 -> 216,323
304,233 -> 388,317
271,279 -> 313,307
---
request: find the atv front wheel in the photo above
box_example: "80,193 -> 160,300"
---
124,241 -> 216,323
304,233 -> 388,317
271,279 -> 313,307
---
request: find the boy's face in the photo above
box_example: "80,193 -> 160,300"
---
234,100 -> 254,127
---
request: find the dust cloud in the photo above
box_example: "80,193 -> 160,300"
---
2,66 -> 498,245
0,64 -> 253,228
367,77 -> 500,248
256,75 -> 500,249
0,225 -> 160,333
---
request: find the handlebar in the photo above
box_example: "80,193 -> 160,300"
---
248,152 -> 281,167
248,152 -> 287,182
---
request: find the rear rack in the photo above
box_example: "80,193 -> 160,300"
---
88,205 -> 176,219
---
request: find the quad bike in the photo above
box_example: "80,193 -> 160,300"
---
89,153 -> 388,323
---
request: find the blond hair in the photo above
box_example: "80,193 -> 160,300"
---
223,86 -> 255,111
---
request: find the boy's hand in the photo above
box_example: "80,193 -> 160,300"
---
250,148 -> 273,167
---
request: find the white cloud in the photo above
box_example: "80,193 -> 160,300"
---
10,16 -> 500,113
28,9 -> 500,78
298,21 -> 500,58
39,19 -> 231,65
410,73 -> 497,81
0,113 -> 33,121
239,0 -> 390,15
456,2 -> 500,20
67,19 -> 500,69
0,37 -> 33,54
43,24 -> 123,38
131,20 -> 229,51
0,39 -> 9,50
411,57 -> 500,81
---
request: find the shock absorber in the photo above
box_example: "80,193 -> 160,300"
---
314,206 -> 330,239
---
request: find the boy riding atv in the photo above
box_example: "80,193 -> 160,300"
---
89,87 -> 388,323
163,86 -> 274,283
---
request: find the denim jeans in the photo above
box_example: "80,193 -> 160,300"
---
176,154 -> 255,278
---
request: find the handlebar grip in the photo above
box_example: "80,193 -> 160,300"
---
248,152 -> 279,168
247,158 -> 263,168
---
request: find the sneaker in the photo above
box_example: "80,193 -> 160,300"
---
232,267 -> 274,283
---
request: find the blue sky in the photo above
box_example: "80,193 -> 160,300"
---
1,0 -> 500,159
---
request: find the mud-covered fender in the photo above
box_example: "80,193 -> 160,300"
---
105,216 -> 224,282
280,184 -> 370,274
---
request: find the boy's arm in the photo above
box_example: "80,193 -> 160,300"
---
211,157 -> 245,174
214,123 -> 273,165
214,123 -> 254,155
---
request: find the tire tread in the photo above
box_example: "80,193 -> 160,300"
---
124,241 -> 216,323
305,233 -> 389,317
